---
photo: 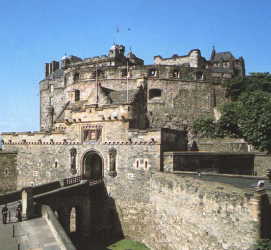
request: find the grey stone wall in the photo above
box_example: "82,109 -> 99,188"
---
108,172 -> 262,250
3,143 -> 161,189
198,138 -> 249,153
39,63 -> 228,132
163,151 -> 254,175
147,80 -> 226,129
0,152 -> 17,193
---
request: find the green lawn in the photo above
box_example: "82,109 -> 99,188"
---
107,239 -> 149,250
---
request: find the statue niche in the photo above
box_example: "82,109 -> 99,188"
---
108,148 -> 117,177
70,148 -> 77,175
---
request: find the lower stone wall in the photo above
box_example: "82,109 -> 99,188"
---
254,154 -> 271,177
197,138 -> 248,152
0,152 -> 17,193
109,172 -> 263,250
163,151 -> 254,175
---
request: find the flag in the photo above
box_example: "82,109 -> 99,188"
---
116,26 -> 120,33
128,28 -> 131,31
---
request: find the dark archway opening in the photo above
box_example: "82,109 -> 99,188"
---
83,151 -> 103,181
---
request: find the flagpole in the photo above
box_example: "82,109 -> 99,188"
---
96,64 -> 98,105
126,59 -> 129,103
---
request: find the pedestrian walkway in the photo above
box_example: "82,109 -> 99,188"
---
15,217 -> 61,250
0,219 -> 18,250
1,204 -> 63,250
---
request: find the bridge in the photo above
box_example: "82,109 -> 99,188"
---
0,176 -> 122,249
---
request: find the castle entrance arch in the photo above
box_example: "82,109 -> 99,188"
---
82,150 -> 103,181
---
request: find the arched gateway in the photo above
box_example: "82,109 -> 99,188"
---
82,150 -> 103,181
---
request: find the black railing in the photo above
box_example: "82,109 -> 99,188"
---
63,175 -> 82,186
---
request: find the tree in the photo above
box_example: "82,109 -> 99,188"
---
217,101 -> 242,138
238,91 -> 271,153
193,91 -> 271,153
223,72 -> 271,101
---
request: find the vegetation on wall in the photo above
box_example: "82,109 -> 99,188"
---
193,73 -> 271,153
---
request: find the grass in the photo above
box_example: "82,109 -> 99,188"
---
107,239 -> 149,250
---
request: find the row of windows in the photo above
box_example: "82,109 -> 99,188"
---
71,69 -> 204,81
73,88 -> 162,102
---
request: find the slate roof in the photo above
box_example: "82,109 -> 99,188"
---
211,52 -> 235,62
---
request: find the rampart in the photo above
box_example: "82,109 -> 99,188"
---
108,172 -> 270,250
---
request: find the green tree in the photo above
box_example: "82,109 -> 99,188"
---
223,72 -> 271,101
217,101 -> 242,138
238,91 -> 271,153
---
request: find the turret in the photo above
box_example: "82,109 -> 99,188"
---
108,44 -> 125,58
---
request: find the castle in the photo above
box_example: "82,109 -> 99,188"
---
2,46 -> 266,250
0,44 -> 247,188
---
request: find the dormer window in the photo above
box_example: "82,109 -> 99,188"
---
75,89 -> 80,102
148,68 -> 157,77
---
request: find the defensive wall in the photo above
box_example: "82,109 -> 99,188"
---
107,171 -> 271,250
197,138 -> 271,176
0,151 -> 17,193
1,170 -> 269,250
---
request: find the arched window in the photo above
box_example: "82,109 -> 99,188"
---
149,89 -> 162,99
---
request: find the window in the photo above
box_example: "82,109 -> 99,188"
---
73,72 -> 80,81
145,161 -> 148,169
50,85 -> 54,93
121,69 -> 127,77
92,69 -> 103,78
75,89 -> 80,102
54,161 -> 58,168
4,168 -> 9,176
148,68 -> 157,77
83,129 -> 102,141
196,72 -> 204,80
149,89 -> 162,99
172,70 -> 179,78
136,160 -> 139,168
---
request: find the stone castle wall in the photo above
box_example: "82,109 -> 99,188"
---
147,80 -> 226,129
0,152 -> 17,193
40,63 -> 227,132
2,142 -> 162,190
108,172 -> 264,250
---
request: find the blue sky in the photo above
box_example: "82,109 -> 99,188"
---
0,0 -> 270,132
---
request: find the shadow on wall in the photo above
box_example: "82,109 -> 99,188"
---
260,192 -> 271,239
71,182 -> 124,250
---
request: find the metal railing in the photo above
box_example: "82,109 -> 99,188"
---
63,175 -> 82,186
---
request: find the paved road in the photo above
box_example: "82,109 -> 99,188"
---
0,203 -> 62,250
